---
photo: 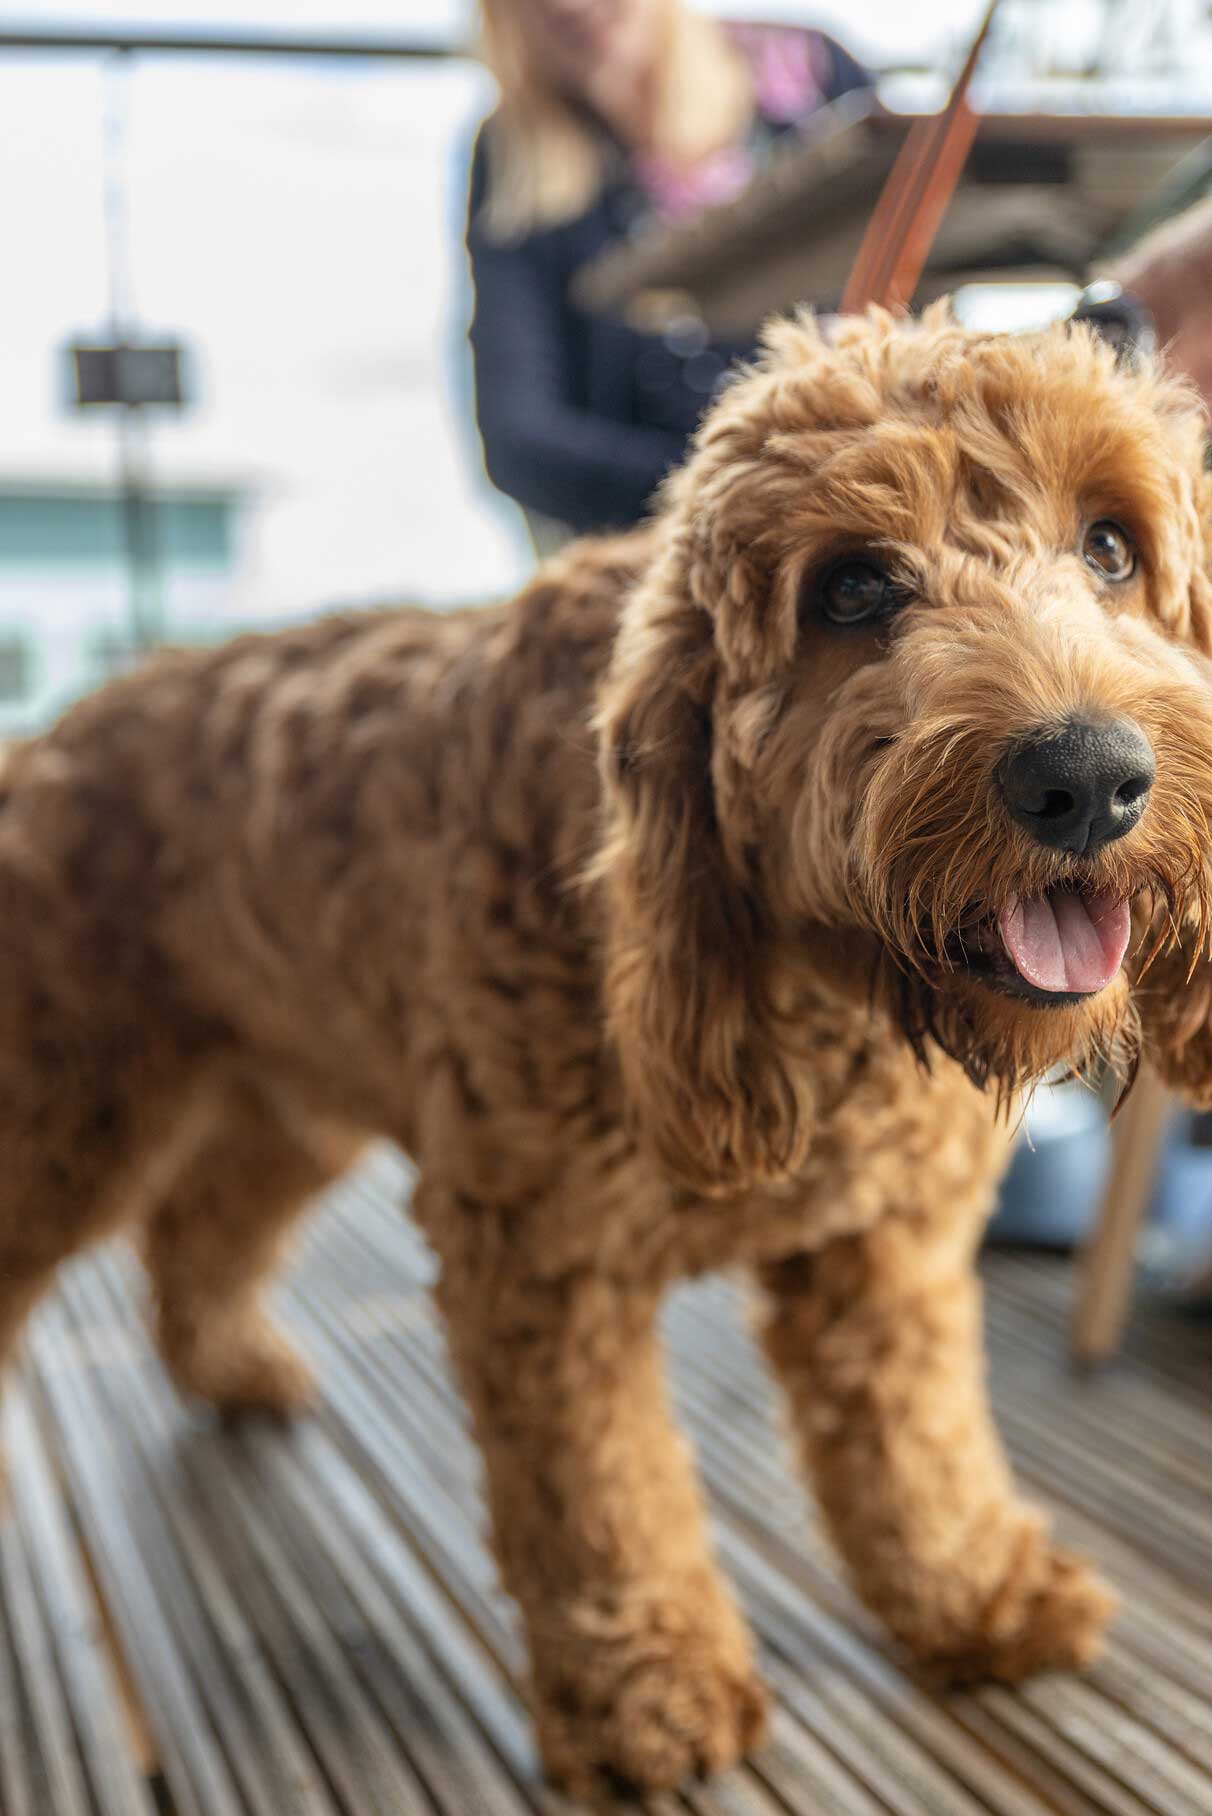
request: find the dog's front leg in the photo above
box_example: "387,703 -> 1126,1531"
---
434,1246 -> 767,1796
756,1215 -> 1115,1680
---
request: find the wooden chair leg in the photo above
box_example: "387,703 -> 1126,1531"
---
1073,1067 -> 1172,1365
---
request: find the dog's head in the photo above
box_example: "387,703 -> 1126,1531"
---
596,304 -> 1212,1193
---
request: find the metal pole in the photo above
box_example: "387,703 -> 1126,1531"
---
101,47 -> 161,654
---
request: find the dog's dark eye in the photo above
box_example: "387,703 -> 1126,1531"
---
820,559 -> 898,626
1083,520 -> 1136,582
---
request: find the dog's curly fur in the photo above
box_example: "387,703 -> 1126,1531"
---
3,305 -> 1212,1795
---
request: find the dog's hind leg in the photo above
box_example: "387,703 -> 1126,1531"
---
427,1205 -> 768,1798
0,1045 -> 204,1430
756,1208 -> 1116,1682
141,1077 -> 364,1417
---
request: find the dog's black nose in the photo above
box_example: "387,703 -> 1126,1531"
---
999,717 -> 1155,854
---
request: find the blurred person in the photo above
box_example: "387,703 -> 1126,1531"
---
465,0 -> 872,541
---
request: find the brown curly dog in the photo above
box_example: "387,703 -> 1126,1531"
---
3,305 -> 1212,1797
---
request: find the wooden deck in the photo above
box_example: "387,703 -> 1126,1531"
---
3,1145 -> 1212,1816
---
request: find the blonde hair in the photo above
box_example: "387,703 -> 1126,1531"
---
475,0 -> 752,240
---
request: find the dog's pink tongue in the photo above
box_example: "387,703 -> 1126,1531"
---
997,890 -> 1130,994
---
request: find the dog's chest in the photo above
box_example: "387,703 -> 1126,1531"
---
668,1041 -> 1007,1277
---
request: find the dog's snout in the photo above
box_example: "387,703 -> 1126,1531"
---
998,716 -> 1155,854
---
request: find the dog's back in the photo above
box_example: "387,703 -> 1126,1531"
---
0,532 -> 644,1130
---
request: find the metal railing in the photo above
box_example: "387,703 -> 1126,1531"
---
0,23 -> 458,60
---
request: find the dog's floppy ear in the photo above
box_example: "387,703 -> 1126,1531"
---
593,542 -> 812,1199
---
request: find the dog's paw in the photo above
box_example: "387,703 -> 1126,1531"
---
168,1318 -> 317,1420
920,1541 -> 1116,1684
533,1612 -> 768,1796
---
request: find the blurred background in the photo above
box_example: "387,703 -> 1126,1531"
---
5,0 -> 1212,732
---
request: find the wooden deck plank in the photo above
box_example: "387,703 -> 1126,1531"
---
0,1145 -> 1208,1816
3,1386 -> 158,1816
55,1253 -> 443,1816
1,1391 -> 94,1816
0,1496 -> 38,1816
661,1270 -> 1212,1815
28,1285 -> 284,1816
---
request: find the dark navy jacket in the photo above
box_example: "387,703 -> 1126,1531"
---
465,31 -> 873,535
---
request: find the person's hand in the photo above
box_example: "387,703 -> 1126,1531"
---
1111,193 -> 1212,408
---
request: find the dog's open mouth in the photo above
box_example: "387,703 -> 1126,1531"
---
958,887 -> 1132,1006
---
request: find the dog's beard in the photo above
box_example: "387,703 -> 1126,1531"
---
857,821 -> 1209,1109
883,950 -> 1142,1111
785,646 -> 1212,1107
824,699 -> 1212,1106
857,862 -> 1212,1115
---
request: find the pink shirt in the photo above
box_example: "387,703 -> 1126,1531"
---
631,25 -> 829,222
